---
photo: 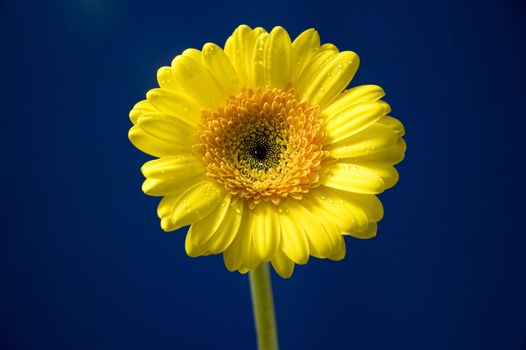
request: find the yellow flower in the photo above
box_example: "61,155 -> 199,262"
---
129,25 -> 406,278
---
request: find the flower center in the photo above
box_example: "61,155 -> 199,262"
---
239,131 -> 282,171
196,87 -> 328,208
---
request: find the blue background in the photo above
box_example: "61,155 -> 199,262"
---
2,0 -> 525,349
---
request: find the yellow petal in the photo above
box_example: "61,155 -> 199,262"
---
223,210 -> 260,272
146,88 -> 202,126
294,47 -> 338,95
291,29 -> 321,84
157,195 -> 180,231
185,194 -> 232,257
348,193 -> 384,223
156,66 -> 179,91
238,267 -> 250,274
252,202 -> 280,260
328,239 -> 346,261
206,197 -> 244,254
361,162 -> 400,189
142,177 -> 200,197
129,100 -> 156,124
141,154 -> 206,179
286,200 -> 340,259
223,214 -> 246,271
135,113 -> 196,147
301,51 -> 360,108
377,115 -> 405,135
369,116 -> 406,164
239,211 -> 262,271
182,48 -> 202,61
323,84 -> 385,117
270,249 -> 295,278
171,54 -> 227,109
321,162 -> 399,194
252,32 -> 269,87
329,115 -> 406,165
321,43 -> 339,52
278,203 -> 310,264
224,25 -> 267,88
347,222 -> 377,239
129,125 -> 186,158
305,188 -> 381,233
370,140 -> 406,165
141,155 -> 207,196
162,181 -> 224,231
264,26 -> 292,88
325,101 -> 391,144
202,43 -> 241,97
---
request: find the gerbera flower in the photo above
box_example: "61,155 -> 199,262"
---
129,25 -> 406,278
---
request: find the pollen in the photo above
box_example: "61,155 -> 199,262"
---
196,87 -> 329,208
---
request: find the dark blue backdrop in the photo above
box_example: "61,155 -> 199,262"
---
2,0 -> 525,349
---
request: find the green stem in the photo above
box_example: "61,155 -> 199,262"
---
249,263 -> 279,350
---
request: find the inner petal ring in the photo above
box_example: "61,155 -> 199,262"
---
196,87 -> 329,208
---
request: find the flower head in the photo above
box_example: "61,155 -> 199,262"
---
129,25 -> 406,277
